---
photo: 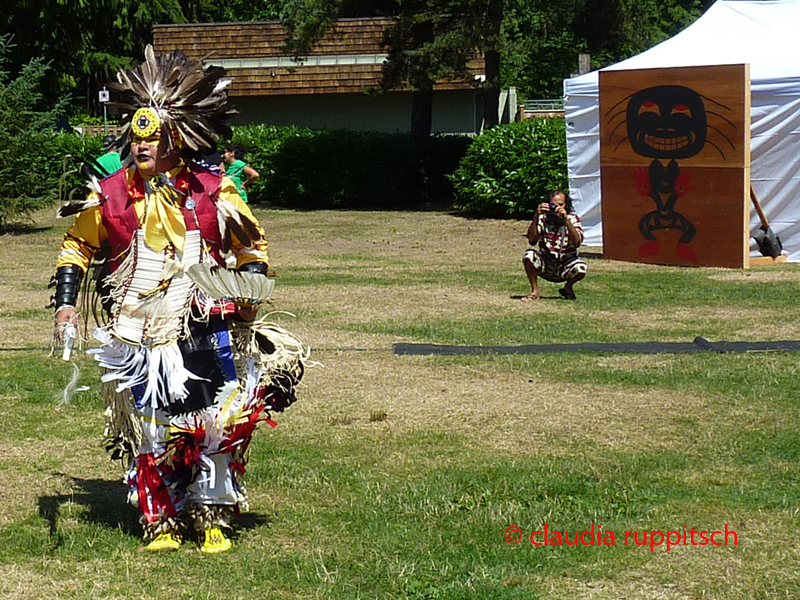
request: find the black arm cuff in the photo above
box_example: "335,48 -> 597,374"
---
52,265 -> 84,311
238,262 -> 269,276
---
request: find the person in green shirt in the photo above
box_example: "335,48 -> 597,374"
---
96,135 -> 123,176
222,143 -> 259,203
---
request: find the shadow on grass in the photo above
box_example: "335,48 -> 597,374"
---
37,477 -> 139,537
0,223 -> 52,235
37,475 -> 272,540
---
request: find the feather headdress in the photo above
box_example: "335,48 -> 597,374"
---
108,45 -> 236,159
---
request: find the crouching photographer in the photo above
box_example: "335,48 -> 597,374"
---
522,190 -> 587,301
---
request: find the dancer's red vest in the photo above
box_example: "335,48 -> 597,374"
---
98,167 -> 224,269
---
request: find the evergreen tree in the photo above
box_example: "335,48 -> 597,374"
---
1,0 -> 187,111
0,35 -> 69,226
503,0 -> 714,99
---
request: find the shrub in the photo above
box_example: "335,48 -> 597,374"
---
0,35 -> 71,227
225,125 -> 472,208
13,123 -> 468,222
266,130 -> 426,208
423,134 -> 473,200
68,113 -> 102,127
450,118 -> 568,218
225,124 -> 314,202
48,132 -> 104,200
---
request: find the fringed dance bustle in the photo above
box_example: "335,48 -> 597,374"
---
102,378 -> 142,461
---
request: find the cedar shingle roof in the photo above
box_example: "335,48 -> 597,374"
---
153,18 -> 483,96
154,18 -> 388,59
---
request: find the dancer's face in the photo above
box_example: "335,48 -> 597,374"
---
131,133 -> 177,179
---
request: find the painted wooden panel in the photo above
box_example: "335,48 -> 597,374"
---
599,64 -> 750,268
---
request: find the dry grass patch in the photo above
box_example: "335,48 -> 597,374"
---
0,436 -> 116,528
545,511 -> 800,600
708,269 -> 800,283
287,351 -> 714,457
263,209 -> 525,273
583,305 -> 800,341
0,213 -> 69,349
545,577 -> 692,600
593,355 -> 678,371
0,563 -> 83,600
0,319 -> 52,349
284,283 -> 556,336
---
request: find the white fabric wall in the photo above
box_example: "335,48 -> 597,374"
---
564,0 -> 800,260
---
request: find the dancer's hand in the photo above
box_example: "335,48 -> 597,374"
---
55,307 -> 78,341
236,304 -> 259,321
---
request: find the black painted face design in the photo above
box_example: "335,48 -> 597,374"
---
626,85 -> 707,159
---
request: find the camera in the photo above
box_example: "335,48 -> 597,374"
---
545,203 -> 563,225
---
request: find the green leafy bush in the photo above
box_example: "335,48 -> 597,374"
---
48,133 -> 104,200
225,126 -> 471,208
0,35 -> 71,227
423,134 -> 473,200
266,130 -> 427,208
68,113 -> 105,127
450,118 -> 568,218
225,124 -> 315,202
19,131 -> 105,212
7,121 -> 467,224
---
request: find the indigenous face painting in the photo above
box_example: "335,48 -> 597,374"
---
605,84 -> 736,262
130,134 -> 161,175
129,107 -> 180,178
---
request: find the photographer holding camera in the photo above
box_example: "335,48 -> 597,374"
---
522,190 -> 587,301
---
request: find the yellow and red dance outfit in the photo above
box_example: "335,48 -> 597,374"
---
55,164 -> 305,543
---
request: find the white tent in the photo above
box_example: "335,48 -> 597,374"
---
564,0 -> 800,261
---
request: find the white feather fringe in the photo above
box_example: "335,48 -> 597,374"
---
89,328 -> 207,408
57,363 -> 81,407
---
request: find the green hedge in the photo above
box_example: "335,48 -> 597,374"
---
5,125 -> 470,221
450,118 -> 568,218
0,130 -> 102,226
8,125 -> 479,221
50,132 -> 104,200
226,125 -> 314,202
267,130 -> 426,208
224,126 -> 471,208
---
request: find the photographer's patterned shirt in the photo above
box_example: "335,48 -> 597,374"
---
535,213 -> 584,261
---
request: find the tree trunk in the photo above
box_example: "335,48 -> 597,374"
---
411,81 -> 434,142
482,49 -> 501,130
482,0 -> 504,130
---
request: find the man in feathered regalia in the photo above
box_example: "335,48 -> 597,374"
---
51,46 -> 307,553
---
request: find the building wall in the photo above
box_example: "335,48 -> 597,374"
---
230,90 -> 481,134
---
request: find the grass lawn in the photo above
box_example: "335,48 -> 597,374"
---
0,207 -> 799,599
